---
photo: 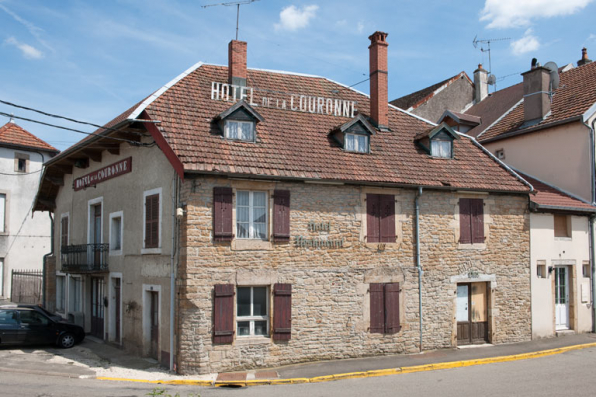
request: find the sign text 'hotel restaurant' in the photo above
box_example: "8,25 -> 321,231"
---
211,82 -> 358,118
74,157 -> 132,191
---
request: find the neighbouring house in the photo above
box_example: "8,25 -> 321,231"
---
0,119 -> 58,301
33,32 -> 533,374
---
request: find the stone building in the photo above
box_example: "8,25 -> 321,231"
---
34,32 -> 532,374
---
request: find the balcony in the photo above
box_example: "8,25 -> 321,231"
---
61,243 -> 109,273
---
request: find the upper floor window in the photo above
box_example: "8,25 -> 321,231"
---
554,214 -> 571,238
143,188 -> 162,252
366,194 -> 395,243
225,120 -> 254,142
431,137 -> 452,158
331,114 -> 376,154
459,198 -> 484,244
415,122 -> 458,159
14,153 -> 29,173
237,191 -> 267,240
345,133 -> 369,153
216,100 -> 264,143
0,193 -> 6,233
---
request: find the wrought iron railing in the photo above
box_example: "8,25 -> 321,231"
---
61,243 -> 109,272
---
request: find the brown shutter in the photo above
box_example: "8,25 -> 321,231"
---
61,217 -> 68,248
272,190 -> 291,242
145,194 -> 159,248
213,284 -> 235,343
384,283 -> 401,334
273,283 -> 292,341
459,198 -> 472,244
379,195 -> 396,243
369,283 -> 385,333
213,187 -> 233,241
471,199 -> 485,244
367,194 -> 380,243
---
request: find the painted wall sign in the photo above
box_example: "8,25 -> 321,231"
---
295,236 -> 344,249
211,82 -> 357,118
74,157 -> 132,191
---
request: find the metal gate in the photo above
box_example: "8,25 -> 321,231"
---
11,269 -> 43,304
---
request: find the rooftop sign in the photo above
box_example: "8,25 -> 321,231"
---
211,82 -> 357,118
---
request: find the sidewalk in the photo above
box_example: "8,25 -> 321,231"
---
0,333 -> 595,386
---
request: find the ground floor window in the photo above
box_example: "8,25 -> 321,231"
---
68,276 -> 83,312
237,286 -> 268,337
56,275 -> 66,313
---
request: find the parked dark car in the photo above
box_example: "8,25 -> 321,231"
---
0,304 -> 64,323
0,306 -> 85,348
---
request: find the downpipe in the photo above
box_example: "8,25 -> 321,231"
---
170,172 -> 180,372
415,186 -> 423,351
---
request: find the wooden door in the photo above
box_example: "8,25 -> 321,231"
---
114,278 -> 121,343
91,277 -> 105,339
555,267 -> 570,330
457,283 -> 489,345
149,291 -> 159,359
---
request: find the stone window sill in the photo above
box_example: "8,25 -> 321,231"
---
554,237 -> 572,242
458,243 -> 486,250
141,247 -> 162,255
231,239 -> 272,251
235,337 -> 271,346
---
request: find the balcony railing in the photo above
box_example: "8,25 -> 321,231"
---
61,243 -> 109,273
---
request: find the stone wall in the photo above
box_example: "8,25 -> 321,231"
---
176,176 -> 530,374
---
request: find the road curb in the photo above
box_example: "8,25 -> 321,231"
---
92,342 -> 596,387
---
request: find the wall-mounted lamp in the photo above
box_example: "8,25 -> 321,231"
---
548,266 -> 554,274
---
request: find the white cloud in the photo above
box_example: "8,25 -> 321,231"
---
0,4 -> 55,53
274,5 -> 319,31
510,29 -> 540,55
480,0 -> 593,29
588,33 -> 596,42
4,37 -> 43,59
357,22 -> 364,34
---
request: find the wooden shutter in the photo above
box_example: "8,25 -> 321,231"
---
459,198 -> 472,244
369,283 -> 385,333
213,284 -> 235,343
213,187 -> 233,241
61,217 -> 68,248
367,194 -> 380,243
384,283 -> 401,334
272,190 -> 291,242
273,283 -> 292,341
379,195 -> 396,243
145,194 -> 159,248
470,199 -> 485,244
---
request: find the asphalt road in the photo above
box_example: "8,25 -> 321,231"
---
2,346 -> 596,397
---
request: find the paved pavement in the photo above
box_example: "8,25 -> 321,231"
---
0,332 -> 595,385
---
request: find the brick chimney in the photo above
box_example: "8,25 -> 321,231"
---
228,40 -> 247,87
473,64 -> 488,103
578,47 -> 593,67
369,31 -> 389,131
522,63 -> 551,122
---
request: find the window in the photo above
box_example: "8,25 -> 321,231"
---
225,120 -> 254,142
0,309 -> 18,325
237,286 -> 269,337
431,139 -> 452,158
69,276 -> 83,312
459,198 -> 484,244
56,275 -> 66,313
537,263 -> 547,278
583,261 -> 591,278
554,214 -> 571,238
110,212 -> 123,253
14,153 -> 29,173
60,214 -> 69,249
370,283 -> 401,334
345,133 -> 369,153
19,310 -> 50,325
0,193 -> 5,233
236,191 -> 267,240
366,194 -> 395,243
143,189 -> 161,251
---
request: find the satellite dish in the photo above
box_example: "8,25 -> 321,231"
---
487,74 -> 497,85
543,61 -> 560,90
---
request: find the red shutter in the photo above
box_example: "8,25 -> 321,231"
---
213,284 -> 235,343
272,190 -> 291,242
471,199 -> 485,244
367,194 -> 380,243
384,283 -> 401,334
379,195 -> 396,243
273,283 -> 292,341
369,283 -> 385,333
145,194 -> 159,248
61,217 -> 68,248
459,198 -> 472,244
213,187 -> 233,241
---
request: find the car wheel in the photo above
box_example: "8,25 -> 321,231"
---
58,333 -> 76,348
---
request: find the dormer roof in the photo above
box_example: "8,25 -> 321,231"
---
215,100 -> 264,123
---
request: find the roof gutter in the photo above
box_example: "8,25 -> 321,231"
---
529,202 -> 596,214
480,115 -> 584,145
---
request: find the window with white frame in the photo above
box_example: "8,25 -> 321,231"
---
0,193 -> 5,233
56,275 -> 66,312
236,191 -> 267,239
431,138 -> 452,158
237,286 -> 269,337
345,133 -> 368,153
110,212 -> 123,253
225,120 -> 254,142
68,276 -> 83,312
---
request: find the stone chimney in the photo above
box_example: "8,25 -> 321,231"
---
522,63 -> 551,122
578,47 -> 592,67
228,40 -> 247,87
473,64 -> 488,103
369,31 -> 389,131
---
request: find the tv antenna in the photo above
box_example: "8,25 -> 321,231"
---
202,0 -> 260,41
473,36 -> 510,92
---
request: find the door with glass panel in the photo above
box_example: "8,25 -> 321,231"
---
236,286 -> 268,337
90,277 -> 105,339
555,267 -> 570,330
456,283 -> 489,345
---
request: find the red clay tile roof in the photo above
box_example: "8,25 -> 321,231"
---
390,72 -> 471,111
478,61 -> 596,143
130,64 -> 529,192
518,172 -> 596,212
464,83 -> 523,138
0,121 -> 58,152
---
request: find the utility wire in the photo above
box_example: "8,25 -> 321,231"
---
0,169 -> 41,176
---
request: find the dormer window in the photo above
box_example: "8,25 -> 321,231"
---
330,114 -> 376,154
225,120 -> 254,142
215,100 -> 264,143
431,136 -> 452,158
414,122 -> 459,159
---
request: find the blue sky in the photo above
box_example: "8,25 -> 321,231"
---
1,0 -> 595,150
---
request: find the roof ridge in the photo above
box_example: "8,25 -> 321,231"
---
0,121 -> 58,152
477,98 -> 523,140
